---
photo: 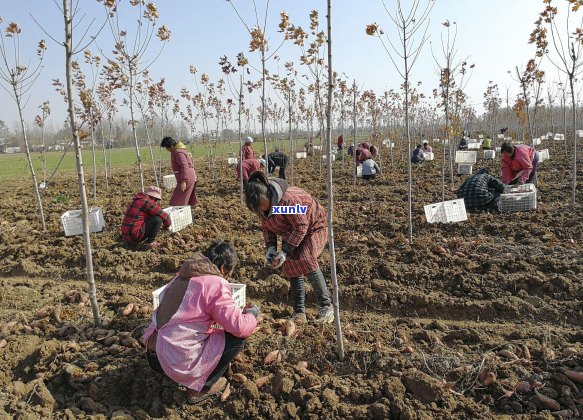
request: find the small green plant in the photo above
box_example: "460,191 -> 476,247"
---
53,193 -> 71,204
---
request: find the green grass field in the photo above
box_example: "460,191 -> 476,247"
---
0,143 -> 241,181
0,138 -> 324,181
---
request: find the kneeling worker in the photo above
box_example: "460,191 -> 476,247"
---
457,168 -> 505,213
121,186 -> 171,249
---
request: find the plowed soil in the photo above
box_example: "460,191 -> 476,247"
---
1,143 -> 582,419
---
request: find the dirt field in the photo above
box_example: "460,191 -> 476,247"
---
1,143 -> 582,419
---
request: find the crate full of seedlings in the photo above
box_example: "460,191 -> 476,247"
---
457,164 -> 473,175
163,206 -> 193,233
483,150 -> 495,159
424,199 -> 467,224
423,152 -> 434,161
455,150 -> 477,164
499,184 -> 537,212
61,207 -> 106,236
162,175 -> 177,189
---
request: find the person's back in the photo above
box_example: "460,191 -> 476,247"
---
143,245 -> 258,399
411,146 -> 424,163
457,170 -> 505,212
482,137 -> 492,149
362,159 -> 380,177
269,151 -> 287,167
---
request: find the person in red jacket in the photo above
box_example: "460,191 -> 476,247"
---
337,134 -> 344,151
244,172 -> 334,324
121,186 -> 171,249
161,137 -> 198,206
236,158 -> 261,186
355,147 -> 372,163
242,137 -> 256,160
500,142 -> 539,185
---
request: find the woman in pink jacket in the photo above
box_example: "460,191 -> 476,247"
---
161,137 -> 198,206
143,241 -> 259,403
500,142 -> 539,185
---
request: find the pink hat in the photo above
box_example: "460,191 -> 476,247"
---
145,186 -> 162,200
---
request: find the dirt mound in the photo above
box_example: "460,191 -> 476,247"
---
1,148 -> 583,418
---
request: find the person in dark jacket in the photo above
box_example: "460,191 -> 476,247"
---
411,145 -> 425,164
457,168 -> 505,212
458,137 -> 468,151
121,186 -> 171,249
265,149 -> 289,180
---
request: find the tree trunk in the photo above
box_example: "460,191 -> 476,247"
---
326,0 -> 344,361
14,93 -> 46,231
239,75 -> 244,203
128,77 -> 145,192
261,49 -> 268,175
90,112 -> 97,201
569,75 -> 577,206
63,0 -> 101,326
404,32 -> 413,244
288,85 -> 294,184
99,124 -> 109,191
352,80 -> 357,185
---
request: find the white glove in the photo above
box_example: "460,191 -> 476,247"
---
272,251 -> 287,269
266,246 -> 278,264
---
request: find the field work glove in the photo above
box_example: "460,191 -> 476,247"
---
244,304 -> 260,318
265,246 -> 278,265
272,251 -> 287,269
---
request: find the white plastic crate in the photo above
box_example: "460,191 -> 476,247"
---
457,164 -> 473,175
295,152 -> 307,159
483,150 -> 496,160
313,145 -> 322,151
322,154 -> 336,161
227,157 -> 238,165
356,165 -> 363,178
162,174 -> 177,189
424,199 -> 467,224
499,189 -> 537,212
61,207 -> 106,237
153,283 -> 246,329
468,138 -> 479,144
577,130 -> 583,138
538,149 -> 550,162
504,183 -> 536,194
163,206 -> 193,233
423,152 -> 434,161
478,134 -> 484,139
495,147 -> 501,153
455,151 -> 477,164
554,133 -> 565,141
497,134 -> 505,139
468,142 -> 481,150
433,138 -> 440,143
532,138 -> 541,146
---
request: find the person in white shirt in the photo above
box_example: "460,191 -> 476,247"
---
422,140 -> 432,153
361,158 -> 381,180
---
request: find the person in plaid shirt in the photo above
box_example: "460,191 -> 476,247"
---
244,171 -> 334,324
121,186 -> 171,249
457,168 -> 505,213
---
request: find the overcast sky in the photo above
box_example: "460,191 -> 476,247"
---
0,0 -> 564,132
